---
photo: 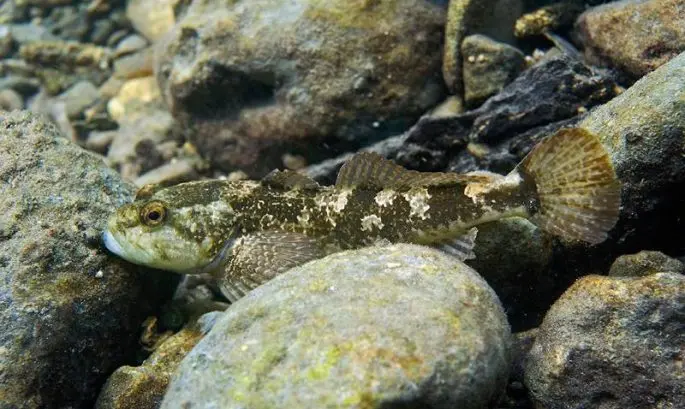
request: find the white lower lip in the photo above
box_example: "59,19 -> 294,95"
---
102,230 -> 124,257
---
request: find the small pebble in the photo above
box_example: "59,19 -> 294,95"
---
0,89 -> 24,111
114,34 -> 148,57
85,130 -> 117,154
134,159 -> 197,187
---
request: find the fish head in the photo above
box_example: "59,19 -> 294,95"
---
102,181 -> 248,274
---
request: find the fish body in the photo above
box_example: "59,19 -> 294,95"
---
103,128 -> 621,301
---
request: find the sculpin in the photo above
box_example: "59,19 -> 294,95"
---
103,128 -> 621,302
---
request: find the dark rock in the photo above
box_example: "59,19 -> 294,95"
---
155,0 -> 448,176
0,111 -> 176,409
95,313 -> 217,409
44,5 -> 90,41
461,34 -> 526,108
161,244 -> 512,409
469,53 -> 616,144
466,218 -> 554,330
306,54 -> 614,180
447,116 -> 582,174
525,273 -> 685,409
0,24 -> 14,57
576,0 -> 685,80
608,250 -> 685,277
90,18 -> 117,45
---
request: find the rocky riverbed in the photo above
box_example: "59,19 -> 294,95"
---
0,0 -> 683,408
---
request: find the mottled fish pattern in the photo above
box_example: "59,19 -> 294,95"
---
103,128 -> 621,302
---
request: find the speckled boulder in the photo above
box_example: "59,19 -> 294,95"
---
525,273 -> 685,408
609,250 -> 685,277
154,0 -> 448,176
161,244 -> 512,409
578,51 -> 685,249
576,0 -> 685,79
0,110 -> 174,409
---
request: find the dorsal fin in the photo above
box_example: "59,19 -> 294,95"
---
261,169 -> 320,191
335,152 -> 481,190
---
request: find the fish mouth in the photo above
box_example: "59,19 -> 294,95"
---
102,230 -> 125,258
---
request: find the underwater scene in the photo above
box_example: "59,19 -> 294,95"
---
0,0 -> 683,408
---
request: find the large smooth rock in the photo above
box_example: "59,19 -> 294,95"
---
155,0 -> 448,176
161,244 -> 512,409
579,51 -> 685,249
0,111 -> 174,409
525,273 -> 685,408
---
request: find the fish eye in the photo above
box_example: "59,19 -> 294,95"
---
140,201 -> 167,226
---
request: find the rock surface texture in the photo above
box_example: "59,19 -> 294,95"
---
576,0 -> 685,79
525,273 -> 685,409
155,0 -> 448,175
161,244 -> 512,409
0,110 -> 172,409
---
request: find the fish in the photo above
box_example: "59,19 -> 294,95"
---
102,127 -> 621,302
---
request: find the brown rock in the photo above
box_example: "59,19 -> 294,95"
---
576,0 -> 685,79
95,320 -> 208,409
525,273 -> 685,409
155,0 -> 449,176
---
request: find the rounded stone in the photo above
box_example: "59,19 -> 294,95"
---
525,273 -> 685,408
576,0 -> 685,79
0,111 -> 175,408
161,244 -> 512,409
578,51 -> 685,250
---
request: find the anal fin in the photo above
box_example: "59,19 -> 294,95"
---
436,227 -> 478,261
218,231 -> 325,303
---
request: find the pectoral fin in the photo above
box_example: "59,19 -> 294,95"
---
217,231 -> 325,302
435,227 -> 478,261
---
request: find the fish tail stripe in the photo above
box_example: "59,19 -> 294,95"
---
517,127 -> 621,244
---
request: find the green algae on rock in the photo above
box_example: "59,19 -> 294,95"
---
155,0 -> 448,176
0,110 -> 175,409
160,244 -> 512,409
578,51 -> 685,250
95,312 -> 220,409
524,273 -> 685,408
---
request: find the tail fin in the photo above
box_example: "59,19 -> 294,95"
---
517,128 -> 621,244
